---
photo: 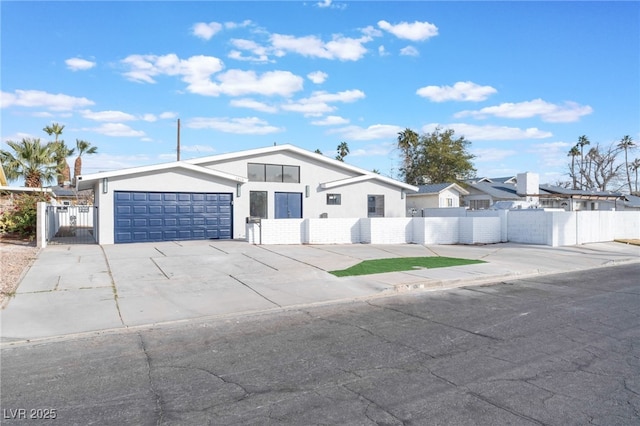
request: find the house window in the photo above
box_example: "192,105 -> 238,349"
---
469,199 -> 490,210
446,198 -> 454,207
248,163 -> 300,183
250,191 -> 268,219
248,163 -> 265,182
367,195 -> 384,217
326,194 -> 341,205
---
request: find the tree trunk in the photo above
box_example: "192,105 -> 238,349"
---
25,172 -> 41,188
74,157 -> 82,184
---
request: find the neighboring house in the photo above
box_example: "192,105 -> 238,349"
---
538,185 -> 621,211
463,175 -> 528,210
463,172 -> 623,211
76,144 -> 418,244
406,183 -> 469,215
46,186 -> 93,206
620,194 -> 640,211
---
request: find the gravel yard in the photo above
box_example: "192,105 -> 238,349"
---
0,237 -> 39,306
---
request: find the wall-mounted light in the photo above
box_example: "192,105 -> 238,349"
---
236,183 -> 242,198
102,178 -> 108,194
305,185 -> 310,198
401,190 -> 405,199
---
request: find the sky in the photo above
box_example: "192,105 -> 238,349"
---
1,1 -> 639,186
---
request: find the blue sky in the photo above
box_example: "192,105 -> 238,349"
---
2,1 -> 639,185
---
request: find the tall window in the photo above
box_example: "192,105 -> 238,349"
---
250,191 -> 268,218
367,195 -> 384,217
248,163 -> 300,183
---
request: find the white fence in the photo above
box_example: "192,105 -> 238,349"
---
246,210 -> 640,247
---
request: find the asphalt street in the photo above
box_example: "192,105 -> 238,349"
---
1,263 -> 639,425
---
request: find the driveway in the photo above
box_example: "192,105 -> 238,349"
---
1,240 -> 639,342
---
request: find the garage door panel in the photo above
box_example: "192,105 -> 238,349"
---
114,191 -> 233,244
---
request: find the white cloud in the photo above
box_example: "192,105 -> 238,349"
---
329,124 -> 403,141
230,98 -> 278,113
270,33 -> 371,61
187,117 -> 283,135
421,123 -> 553,140
315,0 -> 346,9
160,112 -> 178,119
65,58 -> 96,71
122,54 -> 303,98
417,81 -> 498,102
282,89 -> 365,116
349,143 -> 395,157
81,153 -> 154,174
192,22 -> 223,40
311,115 -> 349,126
81,110 -> 137,122
378,45 -> 389,56
229,39 -> 270,62
121,54 -> 224,87
88,123 -> 146,137
455,98 -> 593,122
1,90 -> 94,111
528,141 -> 573,167
211,70 -> 304,97
307,71 -> 328,84
400,46 -> 419,57
472,148 -> 517,162
377,20 -> 438,41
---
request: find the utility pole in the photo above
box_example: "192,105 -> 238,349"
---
177,118 -> 181,161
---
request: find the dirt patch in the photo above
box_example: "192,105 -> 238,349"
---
0,235 -> 40,307
614,239 -> 640,246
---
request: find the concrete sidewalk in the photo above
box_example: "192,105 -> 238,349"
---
2,240 -> 639,343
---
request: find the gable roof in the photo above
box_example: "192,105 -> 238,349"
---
185,144 -> 417,191
77,144 -> 417,192
410,183 -> 469,196
77,162 -> 248,190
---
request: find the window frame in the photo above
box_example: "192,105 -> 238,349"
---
326,193 -> 341,205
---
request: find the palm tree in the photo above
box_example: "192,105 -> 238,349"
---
397,128 -> 420,185
335,142 -> 349,162
630,158 -> 640,195
577,135 -> 590,189
73,139 -> 97,184
43,122 -> 74,186
617,135 -> 635,193
567,145 -> 580,189
0,138 -> 58,187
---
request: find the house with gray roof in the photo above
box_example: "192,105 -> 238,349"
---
406,183 -> 469,215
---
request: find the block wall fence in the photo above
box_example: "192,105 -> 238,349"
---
247,210 -> 640,247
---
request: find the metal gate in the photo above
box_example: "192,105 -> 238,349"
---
46,205 -> 97,244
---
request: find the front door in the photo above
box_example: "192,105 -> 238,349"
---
275,192 -> 302,219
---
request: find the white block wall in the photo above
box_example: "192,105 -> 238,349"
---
614,212 -> 640,239
259,219 -> 306,244
412,217 -> 460,244
506,210 -> 549,245
367,218 -> 413,244
307,218 -> 361,244
459,217 -> 501,244
249,211 -> 640,246
549,211 -> 577,246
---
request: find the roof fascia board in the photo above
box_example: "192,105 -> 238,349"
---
77,162 -> 247,188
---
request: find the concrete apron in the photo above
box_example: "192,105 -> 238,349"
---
1,240 -> 639,344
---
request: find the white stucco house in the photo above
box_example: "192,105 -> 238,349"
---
406,183 -> 469,215
76,144 -> 418,244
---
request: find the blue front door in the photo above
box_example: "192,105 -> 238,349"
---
274,192 -> 302,219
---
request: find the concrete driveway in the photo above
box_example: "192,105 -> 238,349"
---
1,240 -> 639,343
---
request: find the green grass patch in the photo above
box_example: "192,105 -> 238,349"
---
329,256 -> 485,277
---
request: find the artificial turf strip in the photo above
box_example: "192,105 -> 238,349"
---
329,256 -> 486,277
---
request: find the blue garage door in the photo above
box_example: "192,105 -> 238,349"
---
114,191 -> 233,243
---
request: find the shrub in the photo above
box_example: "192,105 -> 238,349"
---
0,193 -> 51,239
